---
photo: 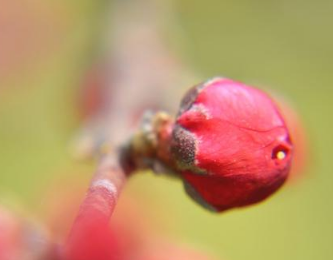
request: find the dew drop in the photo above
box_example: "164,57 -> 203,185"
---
276,151 -> 286,160
272,145 -> 289,160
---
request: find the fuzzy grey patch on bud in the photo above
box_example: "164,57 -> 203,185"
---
171,125 -> 196,169
178,83 -> 206,116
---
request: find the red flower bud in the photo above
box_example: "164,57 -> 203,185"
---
171,78 -> 293,212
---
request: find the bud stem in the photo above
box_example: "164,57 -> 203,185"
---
64,152 -> 127,260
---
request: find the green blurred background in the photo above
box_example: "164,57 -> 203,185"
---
0,0 -> 332,259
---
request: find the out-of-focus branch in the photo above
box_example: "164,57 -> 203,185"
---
66,1 -> 197,258
106,0 -> 195,119
64,152 -> 127,260
72,0 -> 197,160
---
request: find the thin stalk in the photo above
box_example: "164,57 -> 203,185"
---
64,152 -> 127,260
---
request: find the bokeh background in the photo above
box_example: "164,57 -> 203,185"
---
0,0 -> 332,259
